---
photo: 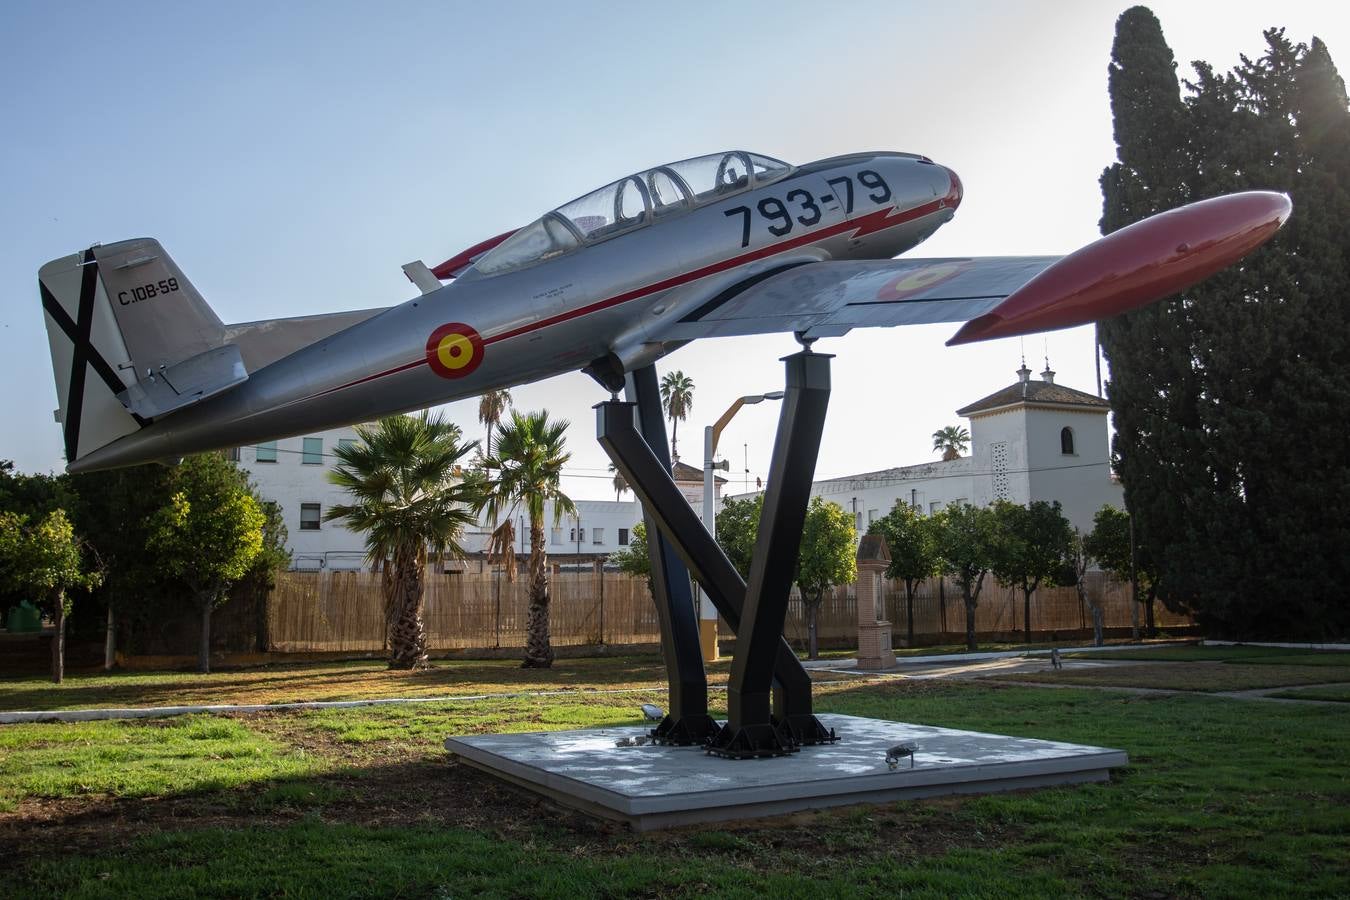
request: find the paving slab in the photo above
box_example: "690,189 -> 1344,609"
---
445,713 -> 1127,831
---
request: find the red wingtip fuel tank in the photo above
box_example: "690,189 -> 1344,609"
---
946,190 -> 1292,346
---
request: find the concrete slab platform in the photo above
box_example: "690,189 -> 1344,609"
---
445,714 -> 1127,831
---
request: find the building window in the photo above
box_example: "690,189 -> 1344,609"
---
256,441 -> 278,463
569,527 -> 585,543
551,527 -> 562,545
929,501 -> 943,514
226,447 -> 240,462
302,437 -> 323,465
1060,427 -> 1075,455
867,509 -> 878,525
592,528 -> 604,545
618,528 -> 629,546
338,438 -> 357,454
300,503 -> 321,531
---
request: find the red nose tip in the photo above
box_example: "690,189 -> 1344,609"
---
942,166 -> 963,209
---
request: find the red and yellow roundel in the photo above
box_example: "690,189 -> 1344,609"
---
875,261 -> 971,302
425,323 -> 484,378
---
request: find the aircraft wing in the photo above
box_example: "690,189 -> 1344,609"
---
653,189 -> 1293,347
653,256 -> 1059,342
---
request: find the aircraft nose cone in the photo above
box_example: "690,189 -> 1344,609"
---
941,166 -> 963,209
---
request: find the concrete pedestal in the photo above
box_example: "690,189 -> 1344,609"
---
857,623 -> 895,669
855,535 -> 896,669
699,618 -> 719,662
446,714 -> 1127,831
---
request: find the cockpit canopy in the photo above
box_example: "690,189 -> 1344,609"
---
474,151 -> 792,276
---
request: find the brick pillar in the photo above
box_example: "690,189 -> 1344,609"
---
855,534 -> 895,670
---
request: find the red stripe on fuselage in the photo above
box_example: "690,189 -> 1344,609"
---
309,199 -> 944,400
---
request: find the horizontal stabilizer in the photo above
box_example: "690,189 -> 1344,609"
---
117,344 -> 248,419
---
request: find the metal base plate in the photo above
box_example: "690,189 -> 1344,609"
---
446,714 -> 1127,831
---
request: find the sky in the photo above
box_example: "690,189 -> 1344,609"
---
2,0 -> 1346,500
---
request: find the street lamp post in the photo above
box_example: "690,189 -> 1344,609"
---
699,391 -> 784,662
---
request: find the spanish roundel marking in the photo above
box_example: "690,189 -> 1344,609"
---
874,261 -> 971,302
425,323 -> 484,378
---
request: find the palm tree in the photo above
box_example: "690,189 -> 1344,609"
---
477,389 -> 513,462
326,412 -> 479,669
609,462 -> 629,501
932,425 -> 971,461
659,370 -> 694,462
478,409 -> 576,668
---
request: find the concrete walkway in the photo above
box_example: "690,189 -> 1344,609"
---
974,677 -> 1350,707
800,640 -> 1189,670
807,642 -> 1350,708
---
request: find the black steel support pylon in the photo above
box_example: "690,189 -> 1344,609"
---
713,351 -> 835,757
620,366 -> 717,745
596,352 -> 836,759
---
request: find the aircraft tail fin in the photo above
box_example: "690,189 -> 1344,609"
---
38,239 -> 246,466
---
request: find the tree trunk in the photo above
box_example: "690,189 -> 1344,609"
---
1023,586 -> 1033,643
669,416 -> 679,462
50,592 -> 65,684
904,582 -> 915,646
1092,604 -> 1105,647
522,520 -> 554,668
807,597 -> 820,660
938,578 -> 947,635
1145,591 -> 1157,637
198,595 -> 213,674
963,585 -> 977,651
1130,578 -> 1140,642
386,546 -> 428,669
104,602 -> 115,671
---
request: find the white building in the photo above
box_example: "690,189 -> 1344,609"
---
234,426 -> 368,570
235,427 -> 726,572
730,363 -> 1123,534
456,498 -> 644,573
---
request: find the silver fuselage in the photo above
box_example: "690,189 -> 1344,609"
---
72,153 -> 956,470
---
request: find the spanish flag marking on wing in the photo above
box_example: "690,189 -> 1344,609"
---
875,261 -> 971,302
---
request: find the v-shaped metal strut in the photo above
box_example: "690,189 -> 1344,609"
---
596,352 -> 837,758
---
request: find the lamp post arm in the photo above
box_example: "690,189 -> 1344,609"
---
710,399 -> 748,459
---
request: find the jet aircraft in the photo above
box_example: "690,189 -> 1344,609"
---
38,150 -> 1290,472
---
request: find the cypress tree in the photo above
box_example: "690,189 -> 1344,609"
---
1097,7 -> 1207,621
1101,10 -> 1350,639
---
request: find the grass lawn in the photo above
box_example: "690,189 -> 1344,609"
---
0,655 -> 742,712
2,668 -> 1347,898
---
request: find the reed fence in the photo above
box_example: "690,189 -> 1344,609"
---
265,569 -> 1192,653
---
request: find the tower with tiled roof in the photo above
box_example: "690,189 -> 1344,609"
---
956,360 -> 1117,530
